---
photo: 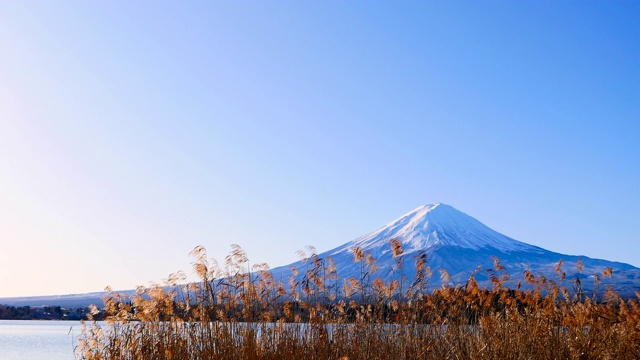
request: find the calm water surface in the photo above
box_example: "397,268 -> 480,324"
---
0,320 -> 81,360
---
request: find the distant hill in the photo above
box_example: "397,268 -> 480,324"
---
0,291 -> 132,309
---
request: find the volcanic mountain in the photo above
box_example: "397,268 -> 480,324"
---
2,203 -> 638,308
270,203 -> 640,296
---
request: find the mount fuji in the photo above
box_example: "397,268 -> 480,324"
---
2,203 -> 638,308
270,203 -> 640,296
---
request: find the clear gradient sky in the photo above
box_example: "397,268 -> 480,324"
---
1,1 -> 639,297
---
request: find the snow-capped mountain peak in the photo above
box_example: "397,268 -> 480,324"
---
346,203 -> 537,254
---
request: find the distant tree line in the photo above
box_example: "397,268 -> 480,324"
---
0,304 -> 89,320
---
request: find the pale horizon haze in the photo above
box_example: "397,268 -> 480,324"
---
1,1 -> 639,297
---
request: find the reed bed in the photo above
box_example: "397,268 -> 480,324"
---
76,243 -> 640,359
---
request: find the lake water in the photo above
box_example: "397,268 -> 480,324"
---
0,320 -> 80,360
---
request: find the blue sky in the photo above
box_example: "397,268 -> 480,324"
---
1,1 -> 638,297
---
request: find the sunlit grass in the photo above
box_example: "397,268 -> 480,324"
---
76,242 -> 640,359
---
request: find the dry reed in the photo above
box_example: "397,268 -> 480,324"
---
76,243 -> 640,359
